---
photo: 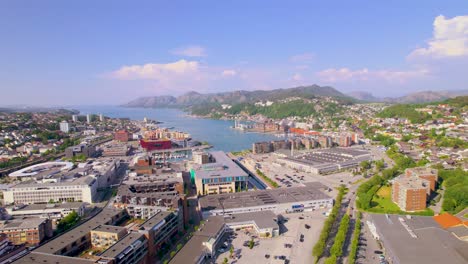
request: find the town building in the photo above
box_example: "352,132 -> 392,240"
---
90,225 -> 128,249
65,143 -> 96,159
101,142 -> 129,157
72,115 -> 78,122
392,167 -> 438,211
199,182 -> 333,218
86,114 -> 92,123
3,175 -> 98,204
6,202 -> 85,221
0,233 -> 29,264
279,148 -> 372,174
98,232 -> 149,264
114,130 -> 129,142
0,218 -> 53,246
59,121 -> 70,133
190,151 -> 249,195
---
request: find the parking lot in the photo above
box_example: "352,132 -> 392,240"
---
215,210 -> 328,264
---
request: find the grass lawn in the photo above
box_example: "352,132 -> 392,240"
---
376,186 -> 391,198
464,213 -> 468,218
368,186 -> 434,216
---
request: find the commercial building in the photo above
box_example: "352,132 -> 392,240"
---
8,161 -> 74,180
0,218 -> 53,246
279,148 -> 371,174
139,139 -> 172,151
86,114 -> 91,123
6,202 -> 85,221
72,115 -> 78,122
252,140 -> 291,154
192,151 -> 211,165
101,142 -> 129,157
369,214 -> 468,264
170,216 -> 226,264
171,211 -> 281,264
392,167 -> 438,211
224,210 -> 279,238
65,143 -> 96,159
190,151 -> 248,195
60,121 -> 70,133
114,130 -> 129,142
3,175 -> 98,204
199,182 -> 332,218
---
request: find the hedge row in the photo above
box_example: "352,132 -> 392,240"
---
312,186 -> 347,260
348,212 -> 362,264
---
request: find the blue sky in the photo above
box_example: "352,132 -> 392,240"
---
1,0 -> 467,105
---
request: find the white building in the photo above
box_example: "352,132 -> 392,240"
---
59,121 -> 70,133
3,176 -> 98,204
72,115 -> 78,122
6,202 -> 86,221
86,114 -> 92,123
99,114 -> 104,122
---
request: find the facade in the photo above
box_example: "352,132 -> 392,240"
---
392,167 -> 438,211
102,143 -> 129,157
59,121 -> 70,133
65,143 -> 96,158
252,140 -> 291,154
114,130 -> 129,142
90,225 -> 127,249
137,211 -> 182,259
3,176 -> 98,204
190,151 -> 248,195
192,151 -> 210,165
99,232 -> 149,264
139,139 -> 172,151
0,218 -> 53,246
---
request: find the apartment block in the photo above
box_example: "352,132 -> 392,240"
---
392,167 -> 438,212
0,218 -> 53,246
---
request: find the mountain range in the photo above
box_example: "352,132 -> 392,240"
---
347,90 -> 468,103
123,85 -> 350,108
123,85 -> 468,108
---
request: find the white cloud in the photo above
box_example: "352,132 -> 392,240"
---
109,60 -> 199,80
409,15 -> 468,58
171,45 -> 206,57
222,69 -> 237,77
316,67 -> 428,83
292,73 -> 303,81
290,52 -> 314,63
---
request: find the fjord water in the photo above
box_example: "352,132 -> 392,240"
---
74,106 -> 284,152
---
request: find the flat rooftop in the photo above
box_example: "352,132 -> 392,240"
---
13,252 -> 99,264
224,210 -> 278,230
139,211 -> 173,231
192,151 -> 248,179
370,214 -> 468,264
0,218 -> 47,230
12,202 -> 84,212
199,182 -> 330,211
170,216 -> 224,264
92,224 -> 126,234
99,232 -> 145,259
34,208 -> 125,255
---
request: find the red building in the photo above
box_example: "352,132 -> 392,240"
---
140,139 -> 172,151
114,130 -> 129,142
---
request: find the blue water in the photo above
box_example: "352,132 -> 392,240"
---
73,106 -> 285,152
